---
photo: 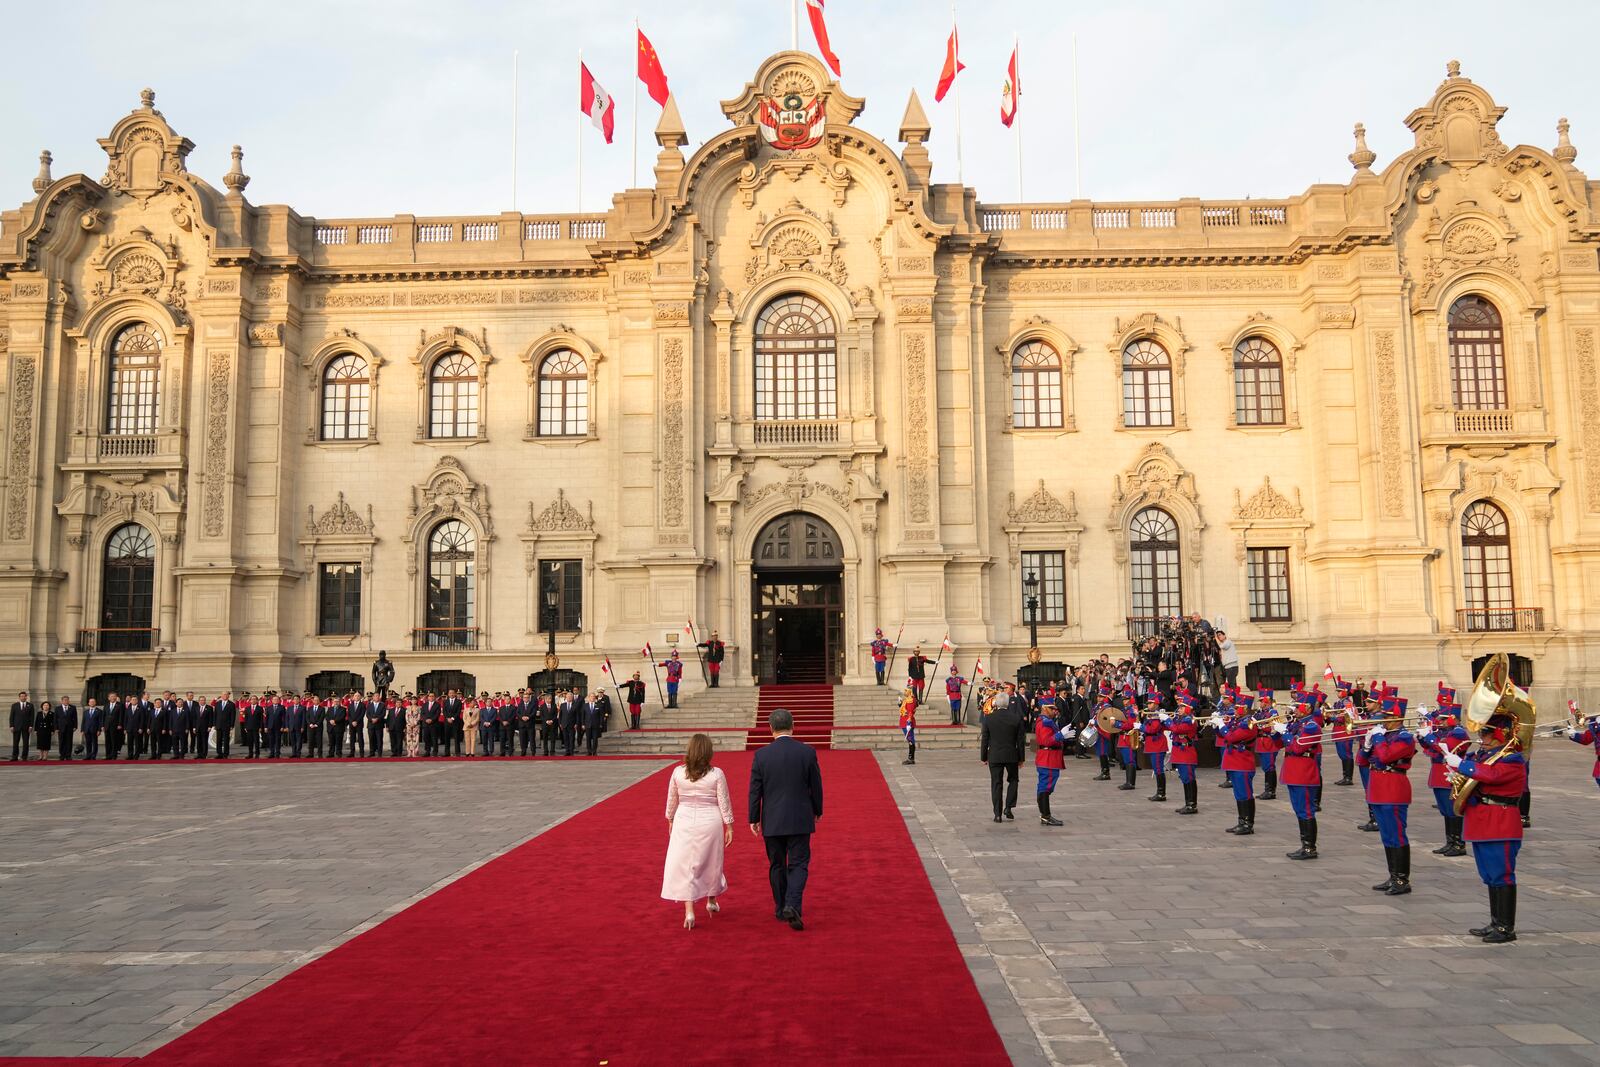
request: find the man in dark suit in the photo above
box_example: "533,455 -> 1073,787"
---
515,692 -> 535,756
305,699 -> 326,757
365,696 -> 385,757
748,708 -> 824,931
557,692 -> 579,757
105,692 -> 125,760
132,693 -> 154,759
9,691 -> 33,761
584,694 -> 606,756
82,698 -> 103,760
265,698 -> 286,759
55,696 -> 79,761
981,690 -> 1029,822
287,697 -> 307,758
538,695 -> 559,756
152,694 -> 174,758
214,693 -> 237,759
386,698 -> 406,757
348,694 -> 367,757
182,692 -> 204,758
444,690 -> 464,756
242,697 -> 263,759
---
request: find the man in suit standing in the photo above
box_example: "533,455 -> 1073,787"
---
538,695 -> 559,756
55,695 -> 79,761
444,690 -> 464,756
152,694 -> 174,759
82,698 -> 103,760
265,697 -> 286,758
348,693 -> 367,758
182,692 -> 204,758
980,689 -> 1028,822
558,691 -> 579,757
288,696 -> 307,758
748,707 -> 824,931
214,693 -> 237,759
386,697 -> 406,757
584,693 -> 605,756
241,697 -> 263,759
105,692 -> 125,760
365,696 -> 385,757
305,699 -> 326,758
10,692 -> 33,761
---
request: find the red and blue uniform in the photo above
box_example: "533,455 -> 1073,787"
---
946,671 -> 967,725
1453,737 -> 1528,941
1567,717 -> 1600,789
1169,713 -> 1198,784
658,655 -> 685,707
1219,715 -> 1259,801
1281,715 -> 1323,858
870,630 -> 893,685
1141,714 -> 1168,775
1035,713 -> 1066,795
1357,726 -> 1416,847
898,693 -> 917,745
1115,708 -> 1138,769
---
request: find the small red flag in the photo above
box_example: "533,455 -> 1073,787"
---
1000,46 -> 1019,127
807,0 -> 841,76
637,28 -> 670,107
580,62 -> 615,143
935,26 -> 965,103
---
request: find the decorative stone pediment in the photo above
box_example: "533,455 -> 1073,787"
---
1006,481 -> 1078,526
406,455 -> 492,541
307,492 -> 374,536
720,51 -> 864,129
1233,477 -> 1304,521
1110,443 -> 1199,516
526,489 -> 593,533
97,89 -> 195,203
1411,206 -> 1523,306
1404,61 -> 1509,168
87,227 -> 187,311
741,466 -> 850,510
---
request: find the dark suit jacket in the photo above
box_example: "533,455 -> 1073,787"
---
55,704 -> 78,733
748,735 -> 823,837
980,704 -> 1028,764
83,706 -> 102,733
10,702 -> 33,730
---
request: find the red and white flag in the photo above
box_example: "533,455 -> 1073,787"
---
637,28 -> 670,106
934,25 -> 965,102
807,0 -> 841,76
1000,45 -> 1019,126
941,634 -> 954,652
641,642 -> 654,658
974,657 -> 985,677
601,656 -> 615,676
1323,663 -> 1336,681
580,62 -> 615,143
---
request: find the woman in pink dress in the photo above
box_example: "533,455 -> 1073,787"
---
662,734 -> 734,929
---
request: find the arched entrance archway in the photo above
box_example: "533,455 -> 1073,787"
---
752,512 -> 844,684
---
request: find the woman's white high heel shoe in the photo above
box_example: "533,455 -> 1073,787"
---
683,915 -> 695,930
707,901 -> 721,915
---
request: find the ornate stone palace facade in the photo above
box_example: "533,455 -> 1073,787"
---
2,56 -> 1597,701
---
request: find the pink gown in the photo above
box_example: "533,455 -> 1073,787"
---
661,765 -> 733,902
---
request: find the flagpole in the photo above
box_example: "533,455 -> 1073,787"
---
631,17 -> 639,189
1072,32 -> 1083,198
952,3 -> 964,186
1013,34 -> 1022,202
577,48 -> 584,214
512,49 -> 519,211
792,0 -> 798,49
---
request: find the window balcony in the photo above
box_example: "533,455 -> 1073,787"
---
412,627 -> 479,650
1456,607 -> 1544,633
98,434 -> 157,459
1126,616 -> 1171,641
79,628 -> 156,653
1452,409 -> 1514,435
751,420 -> 841,447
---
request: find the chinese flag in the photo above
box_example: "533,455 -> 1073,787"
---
934,25 -> 965,102
807,0 -> 841,76
637,28 -> 670,106
1000,45 -> 1019,127
580,62 -> 615,143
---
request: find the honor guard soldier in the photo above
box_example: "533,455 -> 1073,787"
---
898,686 -> 918,765
1092,683 -> 1116,780
623,673 -> 647,731
1358,697 -> 1417,896
1034,703 -> 1072,827
659,651 -> 685,708
1142,706 -> 1170,802
1442,707 -> 1528,943
1253,687 -> 1282,800
697,631 -> 727,687
1567,700 -> 1600,789
945,665 -> 967,726
1212,698 -> 1260,836
1418,701 -> 1470,856
1331,677 -> 1357,785
1169,694 -> 1201,815
1278,705 -> 1322,860
905,647 -> 929,706
1114,691 -> 1139,792
1353,685 -> 1391,831
870,629 -> 893,685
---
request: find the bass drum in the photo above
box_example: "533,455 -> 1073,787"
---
1078,723 -> 1098,749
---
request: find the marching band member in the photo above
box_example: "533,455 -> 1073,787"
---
1357,696 -> 1417,896
1417,699 -> 1470,857
1142,704 -> 1169,802
1304,684 -> 1327,812
1442,708 -> 1527,943
1214,698 -> 1260,836
1035,701 -> 1073,828
1277,704 -> 1322,860
1354,684 -> 1387,832
1331,677 -> 1357,786
1115,689 -> 1140,792
1253,686 -> 1282,801
1169,695 -> 1200,815
1566,700 -> 1600,790
1093,683 -> 1115,782
898,686 -> 918,766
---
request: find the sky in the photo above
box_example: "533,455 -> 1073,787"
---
4,0 -> 1599,219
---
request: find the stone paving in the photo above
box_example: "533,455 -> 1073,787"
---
881,741 -> 1600,1067
0,758 -> 660,1058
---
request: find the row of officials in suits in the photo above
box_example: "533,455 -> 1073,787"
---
7,688 -> 621,761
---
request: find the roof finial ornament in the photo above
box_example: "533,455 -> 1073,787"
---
139,87 -> 155,110
1555,117 -> 1578,165
1446,59 -> 1461,79
223,144 -> 251,195
1348,123 -> 1376,175
31,150 -> 53,195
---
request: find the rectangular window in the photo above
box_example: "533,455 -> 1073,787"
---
1247,547 -> 1292,622
538,559 -> 583,632
318,563 -> 362,636
1019,550 -> 1067,625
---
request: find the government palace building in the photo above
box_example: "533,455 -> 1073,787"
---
2,53 -> 1597,705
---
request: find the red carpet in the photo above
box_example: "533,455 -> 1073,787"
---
748,684 -> 834,749
72,749 -> 1004,1066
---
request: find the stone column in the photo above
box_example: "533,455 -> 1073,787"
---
159,533 -> 178,649
62,536 -> 85,649
1530,504 -> 1558,630
716,520 -> 734,645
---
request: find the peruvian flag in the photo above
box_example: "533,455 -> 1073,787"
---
601,656 -> 616,677
807,0 -> 841,76
580,62 -> 615,143
684,619 -> 694,637
641,642 -> 653,658
1323,663 -> 1336,682
934,25 -> 965,102
637,28 -> 670,106
941,634 -> 954,652
973,657 -> 985,677
1000,45 -> 1019,126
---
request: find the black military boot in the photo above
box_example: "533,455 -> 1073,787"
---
903,743 -> 915,766
1469,886 -> 1498,937
1441,817 -> 1467,857
1519,791 -> 1531,828
1257,768 -> 1277,801
1357,806 -> 1378,832
1149,773 -> 1168,802
1372,846 -> 1397,892
1286,819 -> 1318,860
1095,755 -> 1111,781
1118,765 -> 1136,790
1039,792 -> 1062,828
1176,779 -> 1198,815
1243,798 -> 1257,834
1312,785 -> 1323,812
1482,886 -> 1517,943
1385,845 -> 1412,895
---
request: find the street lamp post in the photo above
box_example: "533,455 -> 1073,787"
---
542,567 -> 560,718
1023,570 -> 1040,656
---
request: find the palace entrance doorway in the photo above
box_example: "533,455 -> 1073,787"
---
751,512 -> 844,685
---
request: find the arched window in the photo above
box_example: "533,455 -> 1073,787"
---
1449,296 -> 1507,411
1011,340 -> 1063,428
1122,339 -> 1173,428
1128,507 -> 1182,619
1233,337 -> 1285,426
101,523 -> 155,652
754,294 -> 836,421
428,352 -> 479,438
1461,500 -> 1513,630
106,323 -> 162,436
537,349 -> 588,436
320,354 -> 370,440
425,520 -> 476,646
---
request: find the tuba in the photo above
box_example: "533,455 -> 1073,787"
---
1450,652 -> 1537,814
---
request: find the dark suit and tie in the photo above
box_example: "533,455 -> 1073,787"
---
55,702 -> 78,761
557,698 -> 578,757
980,700 -> 1029,821
584,700 -> 605,756
82,702 -> 103,759
214,699 -> 237,759
748,729 -> 824,928
9,697 -> 33,761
